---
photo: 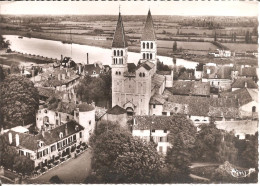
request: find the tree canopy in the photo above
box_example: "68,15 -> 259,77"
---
86,121 -> 163,183
0,75 -> 39,128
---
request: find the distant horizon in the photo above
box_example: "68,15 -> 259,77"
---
0,1 -> 258,17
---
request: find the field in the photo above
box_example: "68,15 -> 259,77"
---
223,43 -> 258,52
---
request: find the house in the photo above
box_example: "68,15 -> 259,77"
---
231,78 -> 258,91
215,120 -> 258,140
202,65 -> 233,92
83,63 -> 104,77
132,116 -> 173,155
99,105 -> 128,129
178,71 -> 196,81
220,88 -> 258,119
167,81 -> 210,97
4,121 -> 85,167
239,67 -> 258,82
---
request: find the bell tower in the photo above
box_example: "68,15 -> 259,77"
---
140,10 -> 157,65
111,12 -> 128,107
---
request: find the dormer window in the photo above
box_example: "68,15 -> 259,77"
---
59,132 -> 63,139
75,125 -> 79,131
38,141 -> 44,148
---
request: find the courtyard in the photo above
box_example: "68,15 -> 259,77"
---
28,149 -> 92,184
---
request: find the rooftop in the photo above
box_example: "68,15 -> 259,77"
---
106,105 -> 126,115
203,65 -> 232,79
112,13 -> 128,48
141,10 -> 156,41
77,103 -> 95,112
231,78 -> 258,89
241,67 -> 257,77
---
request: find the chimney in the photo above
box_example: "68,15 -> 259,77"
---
79,65 -> 82,74
61,54 -> 63,61
62,73 -> 66,80
8,132 -> 12,144
58,73 -> 61,81
15,134 -> 19,147
245,81 -> 247,88
87,53 -> 89,65
65,124 -> 68,136
133,118 -> 136,125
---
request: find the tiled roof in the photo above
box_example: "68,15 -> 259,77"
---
150,94 -> 166,105
5,121 -> 84,151
203,65 -> 232,79
241,67 -> 257,77
220,88 -> 258,106
106,105 -> 126,115
152,73 -> 165,89
127,63 -> 137,73
136,61 -> 155,71
178,72 -> 196,80
37,87 -> 63,100
49,101 -> 77,115
112,13 -> 128,48
83,64 -> 103,75
77,103 -> 94,112
168,81 -> 210,96
231,78 -> 258,89
141,10 -> 156,41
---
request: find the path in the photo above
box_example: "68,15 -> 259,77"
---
189,162 -> 220,182
29,149 -> 92,184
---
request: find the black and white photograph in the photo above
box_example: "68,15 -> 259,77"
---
0,0 -> 258,184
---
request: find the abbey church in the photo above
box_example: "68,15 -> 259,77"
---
111,10 -> 173,116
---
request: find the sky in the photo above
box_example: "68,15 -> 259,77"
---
0,1 -> 258,16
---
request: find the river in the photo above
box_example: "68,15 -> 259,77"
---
4,35 -> 198,68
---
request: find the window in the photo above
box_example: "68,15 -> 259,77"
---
67,116 -> 69,120
147,42 -> 149,49
252,106 -> 256,112
153,104 -> 156,108
89,121 -> 91,125
55,112 -> 58,116
143,73 -> 145,77
159,137 -> 163,142
56,120 -> 58,125
51,145 -> 56,152
146,53 -> 149,59
116,71 -> 118,75
170,112 -> 173,116
162,112 -> 167,115
152,129 -> 155,133
73,134 -> 76,141
164,129 -> 167,133
117,50 -> 119,56
93,71 -> 96,75
63,140 -> 66,146
139,72 -> 142,77
113,58 -> 115,64
115,58 -> 118,64
143,42 -> 145,49
121,50 -> 123,56
150,53 -> 152,59
26,152 -> 30,158
114,50 -> 116,56
143,53 -> 145,59
119,72 -> 121,75
76,112 -> 79,117
80,132 -> 82,138
151,42 -> 153,49
159,146 -> 163,153
19,150 -> 24,156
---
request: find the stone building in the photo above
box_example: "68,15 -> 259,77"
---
111,10 -> 169,116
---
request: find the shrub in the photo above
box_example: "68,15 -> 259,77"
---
48,159 -> 53,164
82,142 -> 86,146
67,155 -> 71,159
49,175 -> 64,184
80,147 -> 83,151
35,166 -> 40,171
47,164 -> 52,169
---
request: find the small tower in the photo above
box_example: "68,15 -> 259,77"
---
111,12 -> 128,108
140,10 -> 157,65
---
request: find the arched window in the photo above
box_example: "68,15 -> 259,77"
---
252,106 -> 256,112
150,53 -> 152,59
116,71 -> 118,75
113,58 -> 116,64
143,53 -> 145,59
117,50 -> 119,56
119,72 -> 121,75
147,42 -> 149,49
151,42 -> 153,49
139,72 -> 142,77
114,50 -> 116,56
121,50 -> 123,56
146,53 -> 149,59
143,42 -> 145,49
142,73 -> 145,77
115,58 -> 118,64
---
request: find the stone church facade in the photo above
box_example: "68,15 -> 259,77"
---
111,10 -> 170,116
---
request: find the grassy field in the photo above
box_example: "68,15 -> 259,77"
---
223,43 -> 258,52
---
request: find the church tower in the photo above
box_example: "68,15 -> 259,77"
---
140,10 -> 157,65
111,12 -> 128,107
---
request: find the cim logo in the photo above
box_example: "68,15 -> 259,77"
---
230,168 -> 256,178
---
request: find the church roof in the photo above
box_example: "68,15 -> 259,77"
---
107,105 -> 127,115
112,13 -> 128,48
141,10 -> 156,41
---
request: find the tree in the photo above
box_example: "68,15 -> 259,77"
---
245,30 -> 250,43
173,41 -> 177,52
195,63 -> 204,71
13,155 -> 34,175
87,121 -> 162,183
193,121 -> 237,164
0,65 -> 5,82
214,32 -> 217,42
49,175 -> 64,184
10,64 -> 20,74
0,75 -> 39,128
157,61 -> 171,71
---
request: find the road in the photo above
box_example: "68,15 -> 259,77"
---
29,149 -> 92,184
